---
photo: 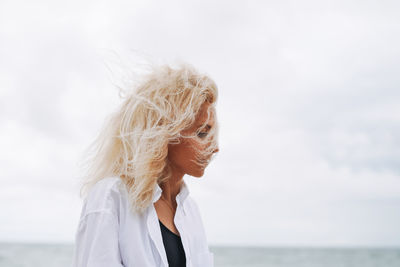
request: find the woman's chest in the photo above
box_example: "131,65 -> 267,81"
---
118,205 -> 213,267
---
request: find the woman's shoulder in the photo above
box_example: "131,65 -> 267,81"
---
82,176 -> 126,216
89,176 -> 124,194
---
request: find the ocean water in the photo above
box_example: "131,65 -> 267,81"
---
211,246 -> 400,267
0,243 -> 399,267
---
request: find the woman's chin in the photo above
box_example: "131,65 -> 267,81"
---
190,168 -> 205,178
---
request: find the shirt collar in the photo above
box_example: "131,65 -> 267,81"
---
152,179 -> 190,204
176,180 -> 190,203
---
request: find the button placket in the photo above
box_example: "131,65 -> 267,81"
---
175,200 -> 191,264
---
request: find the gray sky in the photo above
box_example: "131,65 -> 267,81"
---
1,0 -> 400,247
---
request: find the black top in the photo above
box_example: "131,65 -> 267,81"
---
159,219 -> 186,267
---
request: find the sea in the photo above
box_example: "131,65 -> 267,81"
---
0,243 -> 399,267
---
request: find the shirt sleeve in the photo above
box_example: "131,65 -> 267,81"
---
72,210 -> 124,267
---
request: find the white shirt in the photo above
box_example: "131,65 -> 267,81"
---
71,177 -> 214,267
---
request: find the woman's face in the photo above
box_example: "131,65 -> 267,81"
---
168,102 -> 219,177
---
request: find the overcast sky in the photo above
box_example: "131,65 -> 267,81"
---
1,0 -> 400,247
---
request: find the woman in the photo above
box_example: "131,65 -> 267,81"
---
72,63 -> 219,267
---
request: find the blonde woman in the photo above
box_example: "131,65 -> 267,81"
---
72,63 -> 219,267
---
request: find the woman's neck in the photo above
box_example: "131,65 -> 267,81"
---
160,165 -> 185,206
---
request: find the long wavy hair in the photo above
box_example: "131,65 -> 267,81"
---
79,62 -> 218,214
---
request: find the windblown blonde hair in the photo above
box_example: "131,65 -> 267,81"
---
79,62 -> 218,214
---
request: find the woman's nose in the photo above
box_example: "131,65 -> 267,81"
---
213,147 -> 219,154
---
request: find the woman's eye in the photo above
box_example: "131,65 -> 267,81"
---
197,132 -> 208,138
